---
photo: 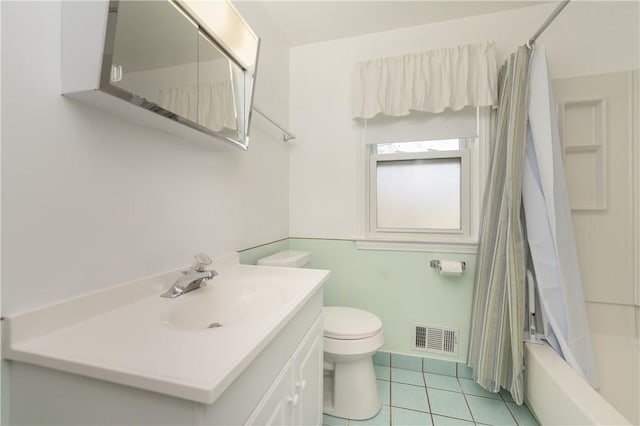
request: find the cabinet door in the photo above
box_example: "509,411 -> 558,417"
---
246,314 -> 324,426
245,362 -> 293,426
197,31 -> 244,139
107,1 -> 198,117
292,317 -> 323,426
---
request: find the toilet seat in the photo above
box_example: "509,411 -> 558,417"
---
323,306 -> 382,340
324,329 -> 384,357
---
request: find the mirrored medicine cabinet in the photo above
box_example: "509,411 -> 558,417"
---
61,0 -> 260,150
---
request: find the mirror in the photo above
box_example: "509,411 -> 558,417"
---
197,30 -> 245,140
100,0 -> 259,149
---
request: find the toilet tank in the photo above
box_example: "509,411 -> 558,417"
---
257,250 -> 311,268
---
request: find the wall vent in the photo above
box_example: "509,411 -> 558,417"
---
412,324 -> 459,356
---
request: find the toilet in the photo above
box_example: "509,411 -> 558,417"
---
323,306 -> 384,420
257,250 -> 385,420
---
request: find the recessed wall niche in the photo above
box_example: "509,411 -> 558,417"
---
558,98 -> 608,211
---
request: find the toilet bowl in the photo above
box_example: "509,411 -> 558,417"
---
257,251 -> 385,420
323,306 -> 384,420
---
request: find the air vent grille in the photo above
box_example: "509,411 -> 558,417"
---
413,324 -> 459,355
415,326 -> 427,348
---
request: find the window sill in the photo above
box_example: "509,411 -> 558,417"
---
355,237 -> 478,253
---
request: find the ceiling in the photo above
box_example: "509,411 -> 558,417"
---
243,1 -> 548,46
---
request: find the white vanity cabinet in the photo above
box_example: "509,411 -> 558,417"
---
6,258 -> 329,426
247,314 -> 323,426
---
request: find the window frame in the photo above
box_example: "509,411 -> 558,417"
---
369,149 -> 471,236
359,107 -> 491,251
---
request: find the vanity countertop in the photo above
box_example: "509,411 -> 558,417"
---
4,254 -> 329,404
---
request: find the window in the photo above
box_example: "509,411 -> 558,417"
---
371,140 -> 469,233
377,157 -> 462,230
362,108 -> 489,250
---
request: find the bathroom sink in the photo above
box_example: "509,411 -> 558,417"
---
6,252 -> 330,404
166,280 -> 297,330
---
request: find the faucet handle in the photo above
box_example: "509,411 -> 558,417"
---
192,253 -> 212,272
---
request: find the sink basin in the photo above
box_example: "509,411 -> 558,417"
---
166,280 -> 297,330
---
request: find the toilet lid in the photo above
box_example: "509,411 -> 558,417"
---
323,306 -> 382,340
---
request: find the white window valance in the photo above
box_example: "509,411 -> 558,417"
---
353,42 -> 497,119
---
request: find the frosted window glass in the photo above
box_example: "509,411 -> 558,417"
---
376,158 -> 461,229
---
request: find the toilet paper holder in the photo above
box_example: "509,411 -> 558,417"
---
430,260 -> 466,271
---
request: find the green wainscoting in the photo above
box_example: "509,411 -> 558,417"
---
240,238 -> 476,362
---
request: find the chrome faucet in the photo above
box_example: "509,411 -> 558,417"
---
161,253 -> 217,298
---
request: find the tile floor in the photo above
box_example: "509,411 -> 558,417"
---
323,354 -> 539,426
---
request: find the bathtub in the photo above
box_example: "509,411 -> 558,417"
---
524,342 -> 631,425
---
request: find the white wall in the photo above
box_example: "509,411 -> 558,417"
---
551,69 -> 639,423
289,1 -> 640,239
1,0 -> 290,315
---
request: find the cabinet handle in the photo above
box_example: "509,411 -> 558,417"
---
296,379 -> 307,391
110,64 -> 123,83
287,393 -> 300,406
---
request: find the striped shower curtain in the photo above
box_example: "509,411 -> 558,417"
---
467,45 -> 531,405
